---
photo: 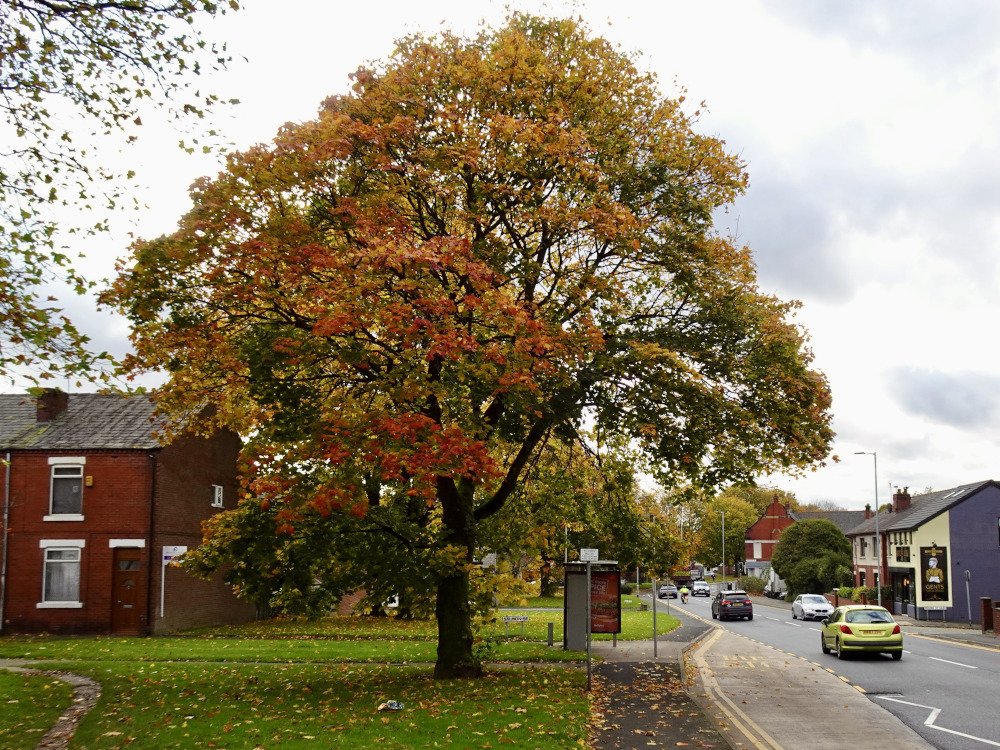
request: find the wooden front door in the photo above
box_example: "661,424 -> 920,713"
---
111,548 -> 143,634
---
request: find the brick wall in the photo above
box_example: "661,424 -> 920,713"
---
150,429 -> 256,633
1,451 -> 155,635
1,431 -> 257,636
337,591 -> 365,616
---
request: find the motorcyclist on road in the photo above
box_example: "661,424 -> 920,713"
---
679,585 -> 690,603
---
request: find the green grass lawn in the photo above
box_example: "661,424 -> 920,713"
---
64,661 -> 590,749
0,670 -> 75,750
0,608 -> 678,663
0,600 -> 679,748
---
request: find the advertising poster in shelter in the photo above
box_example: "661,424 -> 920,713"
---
920,546 -> 948,602
590,570 -> 621,634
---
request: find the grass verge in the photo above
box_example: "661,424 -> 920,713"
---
65,661 -> 590,749
0,600 -> 678,747
0,670 -> 75,750
0,608 -> 678,663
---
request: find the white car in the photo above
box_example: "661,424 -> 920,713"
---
691,581 -> 711,596
792,594 -> 833,621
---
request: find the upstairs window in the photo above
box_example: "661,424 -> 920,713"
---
211,485 -> 224,508
48,458 -> 85,517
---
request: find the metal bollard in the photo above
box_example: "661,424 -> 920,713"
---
548,622 -> 554,647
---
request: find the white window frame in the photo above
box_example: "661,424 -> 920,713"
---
37,539 -> 85,608
211,484 -> 224,508
45,456 -> 86,521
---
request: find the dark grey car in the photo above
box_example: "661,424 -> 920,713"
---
711,589 -> 753,620
658,583 -> 678,599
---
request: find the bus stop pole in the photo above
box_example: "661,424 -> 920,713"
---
652,574 -> 657,658
586,561 -> 592,690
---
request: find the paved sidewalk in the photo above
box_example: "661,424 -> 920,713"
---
690,627 -> 933,749
590,620 -> 729,748
588,596 -> 956,749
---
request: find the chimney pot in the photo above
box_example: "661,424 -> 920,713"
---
36,388 -> 68,423
892,487 -> 912,513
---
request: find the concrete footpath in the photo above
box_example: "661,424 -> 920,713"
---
589,595 -> 1000,749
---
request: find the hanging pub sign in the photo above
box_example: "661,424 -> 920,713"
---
920,546 -> 948,602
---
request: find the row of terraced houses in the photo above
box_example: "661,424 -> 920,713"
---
0,389 -> 256,635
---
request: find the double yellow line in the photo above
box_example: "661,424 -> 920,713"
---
689,628 -> 784,750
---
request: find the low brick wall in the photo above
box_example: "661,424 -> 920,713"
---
826,593 -> 866,608
337,590 -> 365,616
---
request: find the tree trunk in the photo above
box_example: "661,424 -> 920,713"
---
434,568 -> 481,678
539,555 -> 558,597
434,476 -> 483,678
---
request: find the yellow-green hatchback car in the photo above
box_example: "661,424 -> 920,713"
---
820,605 -> 903,660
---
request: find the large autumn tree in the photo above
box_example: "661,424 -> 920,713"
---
103,13 -> 834,678
0,0 -> 236,380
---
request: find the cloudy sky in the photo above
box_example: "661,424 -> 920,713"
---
58,0 -> 1000,508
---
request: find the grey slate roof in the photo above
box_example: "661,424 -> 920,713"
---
847,480 -> 998,536
0,393 -> 162,450
789,510 -> 869,536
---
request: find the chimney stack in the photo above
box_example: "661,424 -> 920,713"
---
892,487 -> 911,513
864,503 -> 872,520
36,388 -> 68,423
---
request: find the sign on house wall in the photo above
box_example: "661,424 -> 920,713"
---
920,546 -> 948,602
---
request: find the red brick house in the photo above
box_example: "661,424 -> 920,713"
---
745,497 -> 867,591
0,390 -> 257,635
744,497 -> 794,578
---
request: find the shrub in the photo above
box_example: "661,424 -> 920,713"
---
621,583 -> 633,595
739,575 -> 766,595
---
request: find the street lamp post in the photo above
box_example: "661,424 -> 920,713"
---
855,451 -> 881,607
716,510 -> 726,590
640,513 -> 658,657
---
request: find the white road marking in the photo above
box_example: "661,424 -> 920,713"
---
929,656 -> 977,669
876,696 -> 1000,747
